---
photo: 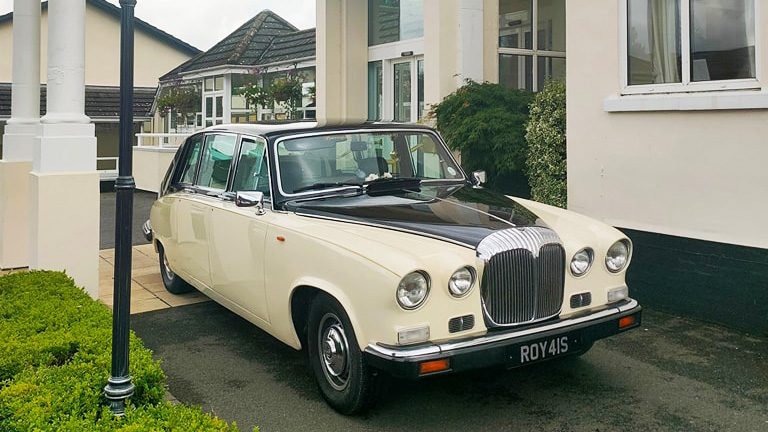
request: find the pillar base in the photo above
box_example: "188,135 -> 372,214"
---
0,160 -> 32,269
30,171 -> 99,298
2,123 -> 38,161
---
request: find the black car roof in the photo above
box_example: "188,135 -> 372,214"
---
202,121 -> 437,140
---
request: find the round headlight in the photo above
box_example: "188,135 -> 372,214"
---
605,240 -> 631,273
570,248 -> 594,277
396,271 -> 430,309
449,267 -> 476,297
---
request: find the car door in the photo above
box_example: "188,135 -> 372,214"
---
208,136 -> 273,323
173,132 -> 238,288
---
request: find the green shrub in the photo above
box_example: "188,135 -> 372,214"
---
429,81 -> 534,195
525,80 -> 567,208
0,271 -> 247,432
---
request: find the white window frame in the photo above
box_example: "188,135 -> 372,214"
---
498,0 -> 566,92
620,0 -> 761,95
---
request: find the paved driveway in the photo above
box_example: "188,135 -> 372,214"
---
131,304 -> 768,432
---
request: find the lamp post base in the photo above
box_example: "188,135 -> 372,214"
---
104,375 -> 135,416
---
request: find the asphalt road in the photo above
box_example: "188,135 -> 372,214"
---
131,303 -> 768,432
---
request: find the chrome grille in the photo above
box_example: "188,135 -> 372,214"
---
479,229 -> 565,327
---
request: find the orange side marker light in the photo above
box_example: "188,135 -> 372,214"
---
419,359 -> 450,375
619,316 -> 636,329
276,236 -> 286,242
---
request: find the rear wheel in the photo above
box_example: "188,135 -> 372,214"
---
158,243 -> 194,294
307,294 -> 386,414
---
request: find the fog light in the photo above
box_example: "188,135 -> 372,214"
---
419,359 -> 450,375
397,325 -> 430,345
607,286 -> 628,303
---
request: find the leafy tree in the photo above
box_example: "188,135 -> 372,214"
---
430,81 -> 534,194
525,80 -> 567,208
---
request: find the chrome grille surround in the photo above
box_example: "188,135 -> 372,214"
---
477,227 -> 566,327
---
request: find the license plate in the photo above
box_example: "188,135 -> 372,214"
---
512,333 -> 581,366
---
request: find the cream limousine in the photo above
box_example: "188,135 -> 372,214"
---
145,122 -> 642,414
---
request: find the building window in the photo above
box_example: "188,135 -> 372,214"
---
625,0 -> 756,93
499,0 -> 566,91
368,61 -> 383,121
369,0 -> 424,46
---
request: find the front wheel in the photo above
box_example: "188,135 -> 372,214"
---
307,294 -> 386,414
158,243 -> 194,294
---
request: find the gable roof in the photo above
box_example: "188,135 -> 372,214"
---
0,0 -> 201,56
160,10 -> 315,82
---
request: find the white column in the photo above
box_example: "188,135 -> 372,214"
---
0,0 -> 41,269
30,0 -> 99,298
316,0 -> 368,125
459,0 -> 485,83
423,0 -> 459,109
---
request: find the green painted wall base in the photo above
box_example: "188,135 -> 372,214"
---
620,228 -> 768,336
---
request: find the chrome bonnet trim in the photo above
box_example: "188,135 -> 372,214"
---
366,297 -> 638,359
476,226 -> 562,260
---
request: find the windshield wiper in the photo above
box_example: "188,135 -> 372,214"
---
292,182 -> 363,194
365,177 -> 421,196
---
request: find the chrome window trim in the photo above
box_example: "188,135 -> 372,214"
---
272,128 -> 467,198
366,296 -> 637,359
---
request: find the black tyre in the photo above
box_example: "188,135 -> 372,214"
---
307,294 -> 386,414
158,243 -> 194,294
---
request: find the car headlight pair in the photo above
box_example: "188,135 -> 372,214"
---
569,239 -> 632,277
396,267 -> 476,310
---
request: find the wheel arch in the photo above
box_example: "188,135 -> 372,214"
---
289,281 -> 367,351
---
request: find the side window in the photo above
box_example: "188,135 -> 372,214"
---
196,134 -> 237,190
178,134 -> 203,185
232,138 -> 270,197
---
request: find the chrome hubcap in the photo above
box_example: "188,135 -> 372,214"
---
318,313 -> 350,390
162,253 -> 174,282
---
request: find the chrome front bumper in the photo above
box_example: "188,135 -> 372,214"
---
142,220 -> 152,243
363,298 -> 641,379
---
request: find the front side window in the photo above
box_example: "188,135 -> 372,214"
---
232,138 -> 270,197
626,0 -> 756,91
499,0 -> 566,91
196,134 -> 237,190
276,131 -> 463,195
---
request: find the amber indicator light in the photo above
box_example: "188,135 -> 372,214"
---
619,316 -> 636,329
276,236 -> 286,242
419,359 -> 450,375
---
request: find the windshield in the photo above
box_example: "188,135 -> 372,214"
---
276,131 -> 464,195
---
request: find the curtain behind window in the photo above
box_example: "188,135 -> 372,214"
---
650,0 -> 681,83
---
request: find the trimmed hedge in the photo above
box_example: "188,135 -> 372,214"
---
0,271 -> 246,431
525,80 -> 567,208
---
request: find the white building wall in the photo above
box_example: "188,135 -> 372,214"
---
567,2 -> 768,249
0,5 -> 195,88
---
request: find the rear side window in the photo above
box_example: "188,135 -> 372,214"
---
178,134 -> 203,185
196,133 -> 237,190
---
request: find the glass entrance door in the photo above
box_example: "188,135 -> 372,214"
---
391,57 -> 424,123
393,61 -> 411,122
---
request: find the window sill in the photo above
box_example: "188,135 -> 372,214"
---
604,90 -> 768,112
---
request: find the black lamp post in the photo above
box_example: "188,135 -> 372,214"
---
104,0 -> 137,416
